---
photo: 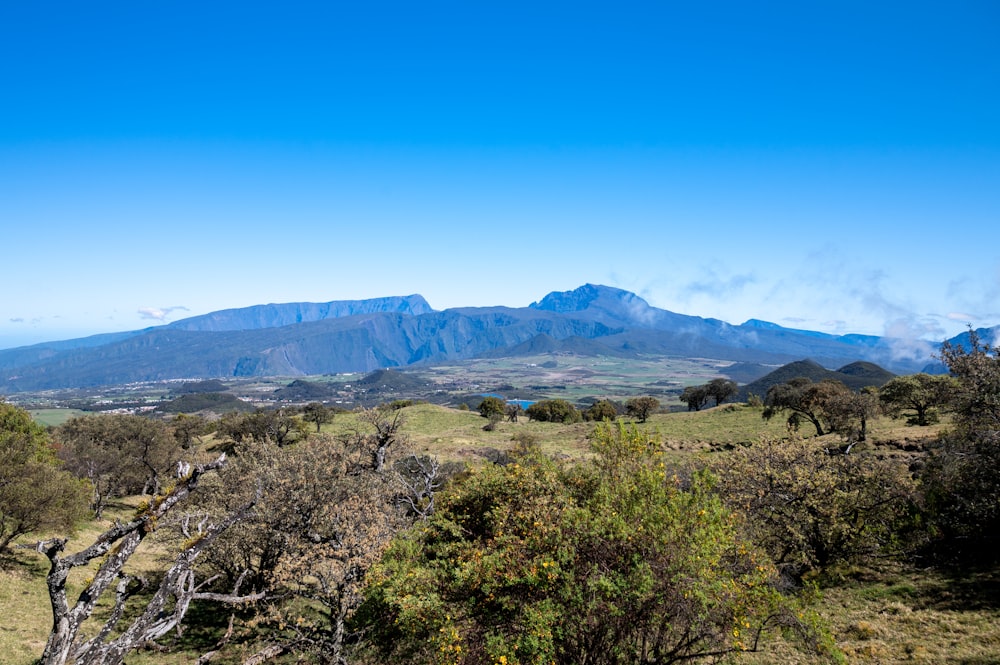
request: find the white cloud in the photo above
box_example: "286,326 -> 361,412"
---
138,306 -> 190,322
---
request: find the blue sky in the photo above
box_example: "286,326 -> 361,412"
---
2,1 -> 998,350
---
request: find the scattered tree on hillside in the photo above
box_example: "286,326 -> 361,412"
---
625,395 -> 659,422
478,396 -> 507,420
302,402 -> 335,433
55,414 -> 179,517
706,377 -> 739,406
825,386 -> 883,447
216,408 -> 308,448
169,413 -> 211,449
583,399 -> 619,422
340,407 -> 407,473
680,384 -> 710,411
879,373 -> 957,426
0,402 -> 88,554
525,399 -> 581,423
762,378 -> 852,437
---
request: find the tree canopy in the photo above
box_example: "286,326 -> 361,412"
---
359,423 -> 826,664
0,402 -> 88,553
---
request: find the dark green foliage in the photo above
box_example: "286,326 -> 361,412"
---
478,396 -> 507,420
681,378 -> 737,411
301,402 -> 335,432
55,414 -> 179,517
706,377 -> 739,406
175,379 -> 229,394
0,402 -> 89,553
920,331 -> 1000,561
216,408 -> 308,447
583,399 -> 619,421
713,437 -> 918,580
524,399 -> 581,423
624,395 -> 659,422
879,373 -> 956,426
359,423 -> 825,664
762,377 -> 852,436
157,392 -> 252,414
273,379 -> 336,401
680,384 -> 710,411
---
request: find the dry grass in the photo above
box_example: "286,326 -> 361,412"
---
743,564 -> 1000,664
3,403 -> 992,664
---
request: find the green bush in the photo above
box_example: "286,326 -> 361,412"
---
358,423 -> 828,664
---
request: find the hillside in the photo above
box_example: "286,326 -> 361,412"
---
0,284 -> 968,393
739,359 -> 896,400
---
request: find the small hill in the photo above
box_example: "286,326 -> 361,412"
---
740,359 -> 895,400
354,369 -> 429,392
273,379 -> 337,402
157,392 -> 252,414
836,361 -> 896,386
174,379 -> 229,394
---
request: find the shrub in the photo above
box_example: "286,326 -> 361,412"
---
712,437 -> 918,580
359,423 -> 828,664
524,399 -> 581,423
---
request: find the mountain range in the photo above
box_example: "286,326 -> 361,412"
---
0,284 -> 983,393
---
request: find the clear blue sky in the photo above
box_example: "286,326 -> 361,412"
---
2,1 -> 998,350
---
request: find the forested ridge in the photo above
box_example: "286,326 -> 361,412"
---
2,334 -> 1000,664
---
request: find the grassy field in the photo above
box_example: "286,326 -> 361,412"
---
28,408 -> 87,428
4,402 -> 995,664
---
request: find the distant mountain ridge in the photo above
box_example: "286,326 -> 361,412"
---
0,284 -> 987,393
165,294 -> 433,332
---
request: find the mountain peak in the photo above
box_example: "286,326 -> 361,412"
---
529,284 -> 649,313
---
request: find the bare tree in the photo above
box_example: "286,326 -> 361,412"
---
34,455 -> 262,665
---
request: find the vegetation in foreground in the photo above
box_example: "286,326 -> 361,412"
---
1,336 -> 999,664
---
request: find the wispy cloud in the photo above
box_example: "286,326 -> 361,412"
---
138,306 -> 190,322
683,269 -> 756,299
10,317 -> 24,323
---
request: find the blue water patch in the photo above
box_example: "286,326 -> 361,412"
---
479,393 -> 535,409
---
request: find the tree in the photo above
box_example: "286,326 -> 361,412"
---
504,402 -> 523,423
583,399 -> 618,422
706,378 -> 739,407
712,437 -> 917,580
825,386 -> 882,447
216,408 -> 308,447
879,373 -> 956,426
169,413 -> 211,449
920,330 -> 1000,559
680,384 -> 710,411
478,396 -> 507,420
340,407 -> 407,473
35,454 -> 262,665
0,402 -> 89,554
360,423 -> 828,664
55,414 -> 179,517
625,395 -> 659,422
214,437 -> 412,664
525,399 -> 581,423
302,402 -> 335,433
762,378 -> 852,437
